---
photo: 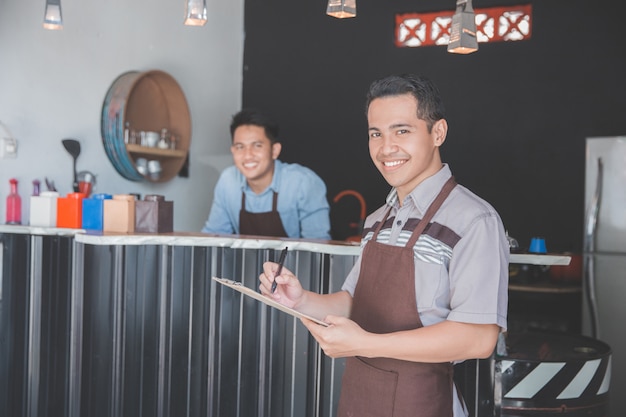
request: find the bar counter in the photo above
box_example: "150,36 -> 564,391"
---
1,225 -> 359,417
0,225 -> 570,417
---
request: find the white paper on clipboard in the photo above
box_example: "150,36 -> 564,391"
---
212,277 -> 329,327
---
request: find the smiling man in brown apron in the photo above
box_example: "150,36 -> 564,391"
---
201,109 -> 331,239
259,74 -> 509,417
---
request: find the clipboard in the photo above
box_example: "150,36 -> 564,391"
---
212,277 -> 329,327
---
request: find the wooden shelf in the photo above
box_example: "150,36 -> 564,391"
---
509,281 -> 581,294
126,144 -> 187,158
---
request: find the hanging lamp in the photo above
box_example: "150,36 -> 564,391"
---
43,0 -> 63,30
447,0 -> 478,54
184,0 -> 208,26
326,0 -> 356,19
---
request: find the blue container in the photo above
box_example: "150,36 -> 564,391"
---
82,193 -> 112,231
528,237 -> 547,253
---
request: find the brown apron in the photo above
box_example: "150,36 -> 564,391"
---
337,177 -> 457,417
239,191 -> 288,237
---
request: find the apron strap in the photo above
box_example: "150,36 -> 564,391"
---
406,176 -> 457,248
371,176 -> 457,243
371,207 -> 392,240
241,191 -> 279,211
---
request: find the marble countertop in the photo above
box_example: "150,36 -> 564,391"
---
0,225 -> 571,264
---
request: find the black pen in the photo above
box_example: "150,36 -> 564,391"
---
271,247 -> 288,293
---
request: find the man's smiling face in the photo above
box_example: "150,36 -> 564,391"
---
231,124 -> 281,193
367,93 -> 446,202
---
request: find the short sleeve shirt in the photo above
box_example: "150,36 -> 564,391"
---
341,164 -> 509,330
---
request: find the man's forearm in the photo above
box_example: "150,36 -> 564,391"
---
296,290 -> 352,320
360,321 -> 500,363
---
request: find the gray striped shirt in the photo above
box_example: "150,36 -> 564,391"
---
341,164 -> 509,330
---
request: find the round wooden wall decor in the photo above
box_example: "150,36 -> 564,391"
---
101,70 -> 191,182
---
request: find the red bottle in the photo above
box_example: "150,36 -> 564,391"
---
6,178 -> 22,224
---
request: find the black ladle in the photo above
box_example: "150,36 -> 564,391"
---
62,139 -> 81,192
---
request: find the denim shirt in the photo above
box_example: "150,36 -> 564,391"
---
202,160 -> 331,239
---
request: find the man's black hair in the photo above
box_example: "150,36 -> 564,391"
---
230,108 -> 279,143
365,74 -> 446,132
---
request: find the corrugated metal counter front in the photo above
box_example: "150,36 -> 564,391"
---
1,226 -> 570,417
0,226 -> 81,417
73,232 -> 359,417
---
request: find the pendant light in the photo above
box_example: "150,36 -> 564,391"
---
326,0 -> 356,19
43,0 -> 63,30
447,0 -> 478,54
184,0 -> 208,26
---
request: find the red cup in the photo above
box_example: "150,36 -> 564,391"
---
79,181 -> 93,197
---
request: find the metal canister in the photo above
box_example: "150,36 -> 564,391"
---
496,332 -> 611,416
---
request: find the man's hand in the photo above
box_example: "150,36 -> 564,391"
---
259,261 -> 305,309
301,315 -> 368,358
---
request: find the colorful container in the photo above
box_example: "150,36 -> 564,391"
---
82,193 -> 113,231
57,192 -> 87,228
30,191 -> 60,227
135,194 -> 173,233
103,194 -> 136,233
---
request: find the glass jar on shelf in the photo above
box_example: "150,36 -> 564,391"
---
169,134 -> 177,150
157,128 -> 170,149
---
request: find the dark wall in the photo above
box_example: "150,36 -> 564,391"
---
241,0 -> 626,251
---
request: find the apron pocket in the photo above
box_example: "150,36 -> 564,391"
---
337,357 -> 398,417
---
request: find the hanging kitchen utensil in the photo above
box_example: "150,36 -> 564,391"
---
62,138 -> 81,192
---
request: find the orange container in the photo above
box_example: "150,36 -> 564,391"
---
56,192 -> 87,228
103,194 -> 136,233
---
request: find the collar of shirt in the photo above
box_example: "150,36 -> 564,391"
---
237,159 -> 284,195
384,164 -> 453,216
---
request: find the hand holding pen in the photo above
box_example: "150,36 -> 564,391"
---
271,247 -> 288,293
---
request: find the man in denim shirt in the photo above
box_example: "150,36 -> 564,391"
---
202,109 -> 331,239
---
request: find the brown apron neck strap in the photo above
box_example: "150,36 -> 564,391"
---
406,176 -> 457,248
241,191 -> 279,211
372,206 -> 392,239
371,177 -> 457,242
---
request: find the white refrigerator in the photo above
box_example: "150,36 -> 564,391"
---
583,136 -> 626,417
